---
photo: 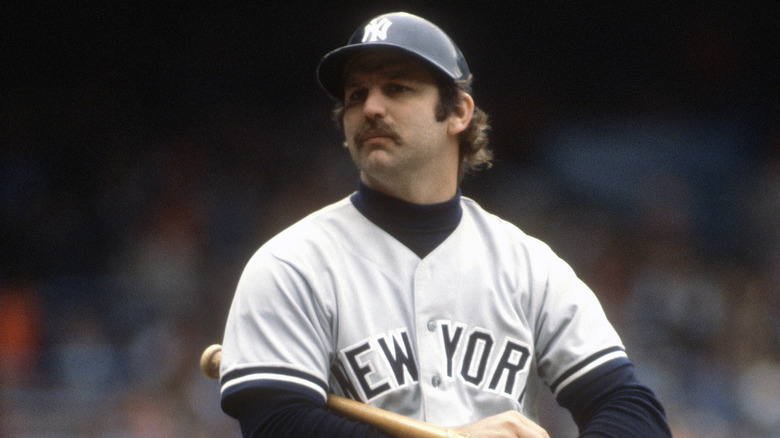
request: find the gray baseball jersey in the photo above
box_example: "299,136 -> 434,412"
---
220,194 -> 628,427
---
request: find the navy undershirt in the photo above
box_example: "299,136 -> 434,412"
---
225,183 -> 671,437
226,364 -> 670,437
349,181 -> 462,258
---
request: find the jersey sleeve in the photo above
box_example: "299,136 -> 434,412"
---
220,238 -> 335,411
529,241 -> 630,398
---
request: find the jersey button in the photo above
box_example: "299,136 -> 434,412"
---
427,320 -> 436,332
431,375 -> 442,387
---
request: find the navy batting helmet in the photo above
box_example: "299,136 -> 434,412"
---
316,12 -> 470,101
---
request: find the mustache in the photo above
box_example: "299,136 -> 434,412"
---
352,118 -> 401,146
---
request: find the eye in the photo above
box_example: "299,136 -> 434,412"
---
344,88 -> 367,107
385,83 -> 411,94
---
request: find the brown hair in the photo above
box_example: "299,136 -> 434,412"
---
332,75 -> 492,183
437,76 -> 492,183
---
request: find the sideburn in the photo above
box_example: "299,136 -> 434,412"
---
435,78 -> 459,122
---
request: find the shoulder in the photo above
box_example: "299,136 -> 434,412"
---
233,196 -> 358,283
459,196 -> 558,261
242,193 -> 404,278
260,196 -> 361,256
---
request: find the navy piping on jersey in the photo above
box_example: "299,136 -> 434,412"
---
550,346 -> 627,394
221,366 -> 329,393
350,181 -> 462,258
221,365 -> 329,410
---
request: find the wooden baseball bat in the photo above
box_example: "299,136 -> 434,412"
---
200,344 -> 473,438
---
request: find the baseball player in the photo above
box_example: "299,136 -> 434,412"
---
219,12 -> 671,437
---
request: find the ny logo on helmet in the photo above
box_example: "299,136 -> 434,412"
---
362,17 -> 392,42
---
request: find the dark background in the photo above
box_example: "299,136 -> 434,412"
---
2,2 -> 779,436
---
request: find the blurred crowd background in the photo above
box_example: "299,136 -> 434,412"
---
1,2 -> 778,437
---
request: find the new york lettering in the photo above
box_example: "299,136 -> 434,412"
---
337,323 -> 531,401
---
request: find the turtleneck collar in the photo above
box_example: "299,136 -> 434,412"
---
350,181 -> 462,258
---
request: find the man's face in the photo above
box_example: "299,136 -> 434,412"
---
341,50 -> 458,191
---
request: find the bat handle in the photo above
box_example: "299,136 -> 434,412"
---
327,394 -> 474,438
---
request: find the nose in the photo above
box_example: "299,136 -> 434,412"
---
362,87 -> 387,119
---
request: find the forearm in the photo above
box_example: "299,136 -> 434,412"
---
228,389 -> 392,438
558,363 -> 671,437
576,386 -> 671,437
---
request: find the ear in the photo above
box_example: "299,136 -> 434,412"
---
447,92 -> 474,136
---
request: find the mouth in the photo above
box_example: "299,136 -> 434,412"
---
361,131 -> 394,143
353,119 -> 400,148
356,128 -> 401,149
